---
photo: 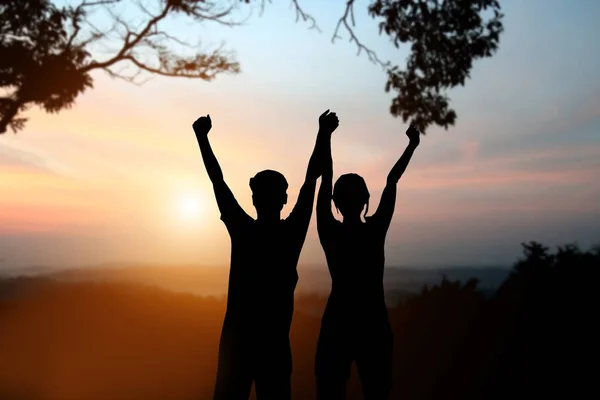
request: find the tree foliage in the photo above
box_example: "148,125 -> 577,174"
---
0,0 -> 241,134
1,0 -> 91,132
1,0 -> 503,134
371,0 -> 503,132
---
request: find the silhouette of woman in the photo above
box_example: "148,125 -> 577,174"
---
315,123 -> 421,400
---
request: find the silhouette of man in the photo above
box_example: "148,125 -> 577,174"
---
315,123 -> 421,400
193,110 -> 339,400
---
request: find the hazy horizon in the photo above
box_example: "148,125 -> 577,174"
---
0,261 -> 512,275
0,262 -> 512,302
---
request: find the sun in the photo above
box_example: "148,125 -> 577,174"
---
177,195 -> 203,220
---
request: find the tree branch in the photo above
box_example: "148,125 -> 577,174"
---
0,0 -> 243,133
66,0 -> 123,47
289,0 -> 388,66
81,0 -> 122,7
81,1 -> 172,72
332,0 -> 390,67
290,0 -> 321,32
104,65 -> 152,85
77,0 -> 242,82
123,48 -> 239,81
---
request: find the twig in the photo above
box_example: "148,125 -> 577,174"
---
290,0 -> 321,32
332,0 -> 390,68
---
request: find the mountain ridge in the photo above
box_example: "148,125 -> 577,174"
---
1,263 -> 511,299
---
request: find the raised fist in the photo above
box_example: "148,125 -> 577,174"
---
406,124 -> 420,144
193,114 -> 212,135
319,110 -> 339,134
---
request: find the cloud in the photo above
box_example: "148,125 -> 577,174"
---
416,138 -> 600,175
0,143 -> 58,175
405,169 -> 595,191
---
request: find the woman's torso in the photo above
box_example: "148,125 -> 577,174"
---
322,220 -> 388,320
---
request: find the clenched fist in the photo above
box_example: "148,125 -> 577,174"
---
193,114 -> 212,136
319,110 -> 339,135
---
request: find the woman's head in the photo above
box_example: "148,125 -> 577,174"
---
333,173 -> 370,220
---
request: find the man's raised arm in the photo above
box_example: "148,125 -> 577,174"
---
316,112 -> 337,237
287,110 -> 339,229
193,114 -> 249,224
371,125 -> 421,230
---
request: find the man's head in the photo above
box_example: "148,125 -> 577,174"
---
250,170 -> 289,214
333,173 -> 370,220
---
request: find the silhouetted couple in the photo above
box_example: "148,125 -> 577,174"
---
193,111 -> 421,400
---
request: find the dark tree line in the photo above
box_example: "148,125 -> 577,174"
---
388,241 -> 599,400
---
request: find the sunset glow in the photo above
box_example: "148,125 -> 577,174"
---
177,195 -> 203,221
1,0 -> 599,270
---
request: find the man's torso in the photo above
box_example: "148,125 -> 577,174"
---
225,219 -> 303,337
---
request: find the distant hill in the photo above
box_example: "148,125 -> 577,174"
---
1,263 -> 510,303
